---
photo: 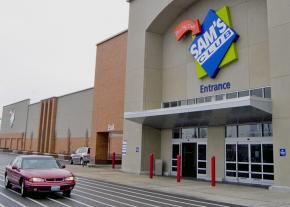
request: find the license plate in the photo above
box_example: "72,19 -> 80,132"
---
51,186 -> 60,192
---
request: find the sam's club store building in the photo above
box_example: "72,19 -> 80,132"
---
122,0 -> 290,190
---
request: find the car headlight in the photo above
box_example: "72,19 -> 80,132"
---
29,177 -> 45,182
65,176 -> 74,181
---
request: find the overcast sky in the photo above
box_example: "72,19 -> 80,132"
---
0,0 -> 129,118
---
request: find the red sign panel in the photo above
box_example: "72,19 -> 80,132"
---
174,19 -> 201,41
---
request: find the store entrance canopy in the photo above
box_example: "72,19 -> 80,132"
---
124,97 -> 272,129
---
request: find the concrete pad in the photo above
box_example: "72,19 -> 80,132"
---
66,164 -> 290,207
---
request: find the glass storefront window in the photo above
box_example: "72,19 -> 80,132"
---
187,99 -> 195,105
226,144 -> 236,162
250,88 -> 263,97
199,128 -> 208,138
172,128 -> 181,139
263,144 -> 273,163
182,128 -> 198,139
226,126 -> 237,138
238,124 -> 262,137
238,90 -> 249,97
180,100 -> 187,106
226,163 -> 236,170
205,96 -> 212,102
264,87 -> 271,98
226,92 -> 238,99
196,97 -> 205,104
215,94 -> 225,101
198,145 -> 206,160
251,144 -> 261,163
170,101 -> 178,107
263,174 -> 274,180
263,165 -> 274,173
251,164 -> 262,172
172,144 -> 179,159
263,123 -> 272,136
163,102 -> 169,108
226,171 -> 236,177
238,144 -> 249,162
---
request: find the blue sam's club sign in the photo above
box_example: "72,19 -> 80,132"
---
189,9 -> 239,78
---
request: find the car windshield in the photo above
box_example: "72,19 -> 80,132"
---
22,157 -> 60,169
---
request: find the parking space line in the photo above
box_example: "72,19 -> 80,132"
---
6,188 -> 49,207
74,188 -> 159,207
26,198 -> 49,207
64,196 -> 96,207
71,193 -> 118,207
0,202 -> 5,207
77,179 -> 208,207
0,179 -> 49,207
47,198 -> 72,207
0,191 -> 27,207
75,185 -> 196,207
78,181 -> 199,207
77,177 -> 232,207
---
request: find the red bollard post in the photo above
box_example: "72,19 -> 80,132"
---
149,153 -> 154,179
211,156 -> 216,187
112,152 -> 115,169
177,154 -> 181,182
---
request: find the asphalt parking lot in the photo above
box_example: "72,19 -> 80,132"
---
0,153 -> 245,207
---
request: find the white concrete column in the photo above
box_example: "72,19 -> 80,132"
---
207,126 -> 225,182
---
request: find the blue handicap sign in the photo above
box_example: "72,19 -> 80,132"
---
280,148 -> 286,157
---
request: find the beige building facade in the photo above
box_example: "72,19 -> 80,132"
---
123,0 -> 290,190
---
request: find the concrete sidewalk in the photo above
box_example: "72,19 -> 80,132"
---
66,164 -> 290,207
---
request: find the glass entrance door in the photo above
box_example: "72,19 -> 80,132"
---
197,143 -> 207,178
171,143 -> 180,176
250,143 -> 263,184
182,143 -> 197,177
225,140 -> 274,185
171,127 -> 208,178
237,143 -> 251,183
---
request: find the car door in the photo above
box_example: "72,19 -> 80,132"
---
8,158 -> 19,184
14,158 -> 22,185
6,159 -> 15,183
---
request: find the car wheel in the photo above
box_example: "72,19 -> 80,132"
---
63,190 -> 71,197
4,175 -> 11,189
20,180 -> 27,197
70,158 -> 74,165
80,158 -> 83,166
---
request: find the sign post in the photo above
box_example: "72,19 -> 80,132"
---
211,156 -> 216,187
177,154 -> 181,182
112,152 -> 115,169
149,153 -> 154,179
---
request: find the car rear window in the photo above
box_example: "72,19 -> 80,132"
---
22,157 -> 60,169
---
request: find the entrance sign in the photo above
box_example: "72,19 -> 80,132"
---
280,148 -> 286,157
175,6 -> 239,79
200,82 -> 231,93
